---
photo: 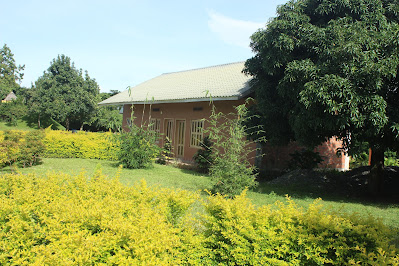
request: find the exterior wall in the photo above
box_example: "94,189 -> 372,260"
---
261,138 -> 349,171
122,100 -> 349,170
122,99 -> 257,164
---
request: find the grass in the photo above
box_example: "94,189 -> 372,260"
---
0,119 -> 35,131
1,158 -> 399,230
0,117 -> 65,131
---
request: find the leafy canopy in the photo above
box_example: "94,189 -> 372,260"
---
30,55 -> 99,130
0,44 -> 25,99
244,0 -> 399,154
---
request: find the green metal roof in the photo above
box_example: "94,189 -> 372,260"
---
99,62 -> 252,106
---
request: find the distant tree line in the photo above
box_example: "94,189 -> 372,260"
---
0,44 -> 121,132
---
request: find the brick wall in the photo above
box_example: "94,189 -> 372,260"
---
261,138 -> 349,170
122,100 -> 348,170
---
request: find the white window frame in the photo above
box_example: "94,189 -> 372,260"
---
149,118 -> 161,134
190,119 -> 204,148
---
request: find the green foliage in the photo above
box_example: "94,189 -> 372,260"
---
1,171 -> 397,265
350,152 -> 369,169
115,103 -> 160,169
43,129 -> 118,160
86,90 -> 122,132
244,0 -> 399,158
156,136 -> 173,165
207,101 -> 258,197
0,130 -> 45,168
85,106 -> 122,132
289,149 -> 324,170
29,55 -> 100,130
203,191 -> 399,265
350,149 -> 399,168
0,98 -> 28,125
193,136 -> 213,173
0,172 -> 207,265
0,44 -> 24,100
384,150 -> 399,166
116,126 -> 160,169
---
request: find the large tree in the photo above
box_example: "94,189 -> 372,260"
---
30,55 -> 100,130
244,0 -> 399,193
0,44 -> 25,99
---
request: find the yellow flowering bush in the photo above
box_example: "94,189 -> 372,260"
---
0,170 -> 209,265
1,129 -> 118,161
43,129 -> 118,160
1,171 -> 398,265
203,191 -> 399,265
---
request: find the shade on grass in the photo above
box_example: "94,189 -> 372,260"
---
1,157 -> 398,230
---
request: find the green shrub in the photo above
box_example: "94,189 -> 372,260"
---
0,130 -> 45,168
156,136 -> 173,165
350,150 -> 399,168
115,106 -> 160,169
16,130 -> 46,167
115,126 -> 159,169
207,102 -> 258,197
0,172 -> 208,265
289,148 -> 324,169
203,191 -> 399,265
384,150 -> 399,166
1,172 -> 398,265
0,99 -> 27,125
350,151 -> 369,169
43,129 -> 118,160
192,136 -> 213,173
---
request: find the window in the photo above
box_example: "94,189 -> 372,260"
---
149,118 -> 160,133
164,119 -> 174,142
190,119 -> 204,148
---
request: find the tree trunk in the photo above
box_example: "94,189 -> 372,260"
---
38,114 -> 41,129
66,118 -> 70,131
368,147 -> 384,196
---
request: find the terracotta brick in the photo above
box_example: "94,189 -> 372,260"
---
122,101 -> 349,170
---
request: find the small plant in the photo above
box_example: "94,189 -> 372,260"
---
156,137 -> 173,165
207,100 -> 260,197
116,127 -> 159,169
192,136 -> 213,173
115,104 -> 160,169
350,151 -> 369,169
384,150 -> 399,166
289,148 -> 324,170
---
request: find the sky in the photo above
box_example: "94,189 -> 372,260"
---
1,0 -> 288,93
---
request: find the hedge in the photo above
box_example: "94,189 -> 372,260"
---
1,171 -> 398,265
42,129 -> 118,160
1,129 -> 119,161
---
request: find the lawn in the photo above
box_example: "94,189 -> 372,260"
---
0,119 -> 35,131
0,117 -> 65,131
2,157 -> 398,230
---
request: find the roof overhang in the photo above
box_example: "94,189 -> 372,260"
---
98,96 -> 243,106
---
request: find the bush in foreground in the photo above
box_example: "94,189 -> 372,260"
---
0,171 -> 207,265
0,172 -> 398,265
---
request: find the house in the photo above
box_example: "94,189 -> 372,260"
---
99,62 -> 349,170
2,91 -> 17,103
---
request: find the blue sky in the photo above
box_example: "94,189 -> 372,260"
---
1,0 -> 287,92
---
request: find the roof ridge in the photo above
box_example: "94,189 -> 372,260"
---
162,61 -> 245,75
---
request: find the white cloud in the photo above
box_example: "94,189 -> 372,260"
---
208,10 -> 265,49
